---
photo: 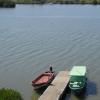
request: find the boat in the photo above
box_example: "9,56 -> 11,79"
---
69,66 -> 87,93
32,71 -> 55,90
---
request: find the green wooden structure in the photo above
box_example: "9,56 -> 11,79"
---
69,66 -> 87,93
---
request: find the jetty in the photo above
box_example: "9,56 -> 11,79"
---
39,71 -> 70,100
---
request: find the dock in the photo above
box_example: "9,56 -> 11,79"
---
39,71 -> 70,100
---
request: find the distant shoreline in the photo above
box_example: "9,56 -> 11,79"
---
16,3 -> 100,5
15,0 -> 100,5
0,0 -> 100,8
16,2 -> 100,5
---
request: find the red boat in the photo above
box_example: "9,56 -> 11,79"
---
32,71 -> 55,89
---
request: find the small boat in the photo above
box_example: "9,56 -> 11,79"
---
32,71 -> 55,90
69,66 -> 87,93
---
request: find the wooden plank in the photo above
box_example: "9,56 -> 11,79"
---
39,71 -> 70,100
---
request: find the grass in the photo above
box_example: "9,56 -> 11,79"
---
0,88 -> 23,100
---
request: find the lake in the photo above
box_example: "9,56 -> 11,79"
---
0,4 -> 100,100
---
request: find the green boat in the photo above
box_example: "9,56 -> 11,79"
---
69,66 -> 87,93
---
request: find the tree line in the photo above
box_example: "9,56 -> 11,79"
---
0,0 -> 100,8
0,0 -> 16,7
15,0 -> 100,4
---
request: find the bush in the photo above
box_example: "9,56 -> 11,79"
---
92,0 -> 98,4
0,0 -> 16,8
0,88 -> 23,100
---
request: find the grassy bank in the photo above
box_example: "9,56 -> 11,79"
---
0,88 -> 23,100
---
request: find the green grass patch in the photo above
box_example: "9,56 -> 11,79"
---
0,88 -> 23,100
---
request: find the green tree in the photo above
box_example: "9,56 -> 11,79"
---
92,0 -> 98,4
0,0 -> 15,7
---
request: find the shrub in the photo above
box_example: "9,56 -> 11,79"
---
92,0 -> 98,4
0,0 -> 16,8
0,88 -> 23,100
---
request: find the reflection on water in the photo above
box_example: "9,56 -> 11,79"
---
32,87 -> 47,100
86,79 -> 97,96
32,90 -> 39,100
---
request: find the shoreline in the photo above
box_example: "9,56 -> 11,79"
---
0,0 -> 100,8
0,2 -> 100,8
16,2 -> 100,5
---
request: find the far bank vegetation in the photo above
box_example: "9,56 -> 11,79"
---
15,0 -> 100,4
0,0 -> 16,7
0,0 -> 100,8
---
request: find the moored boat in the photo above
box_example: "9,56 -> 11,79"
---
69,66 -> 87,93
32,71 -> 55,90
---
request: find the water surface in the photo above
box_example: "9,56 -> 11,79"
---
0,4 -> 100,100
